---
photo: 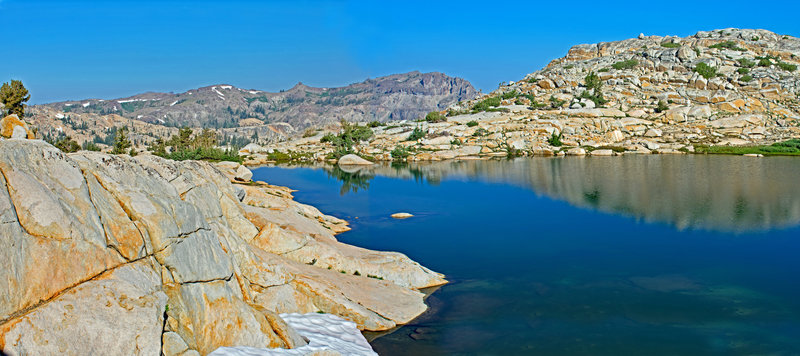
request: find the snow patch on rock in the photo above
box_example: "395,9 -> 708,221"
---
209,313 -> 377,356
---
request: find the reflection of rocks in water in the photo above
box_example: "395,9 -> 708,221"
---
323,165 -> 374,195
306,156 -> 800,232
629,275 -> 701,292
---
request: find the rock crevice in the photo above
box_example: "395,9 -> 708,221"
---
0,139 -> 446,355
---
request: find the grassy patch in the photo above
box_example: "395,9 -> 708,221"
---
660,42 -> 681,48
466,120 -> 479,127
695,139 -> 800,156
737,58 -> 756,68
709,41 -> 746,51
777,62 -> 797,72
611,59 -> 638,70
694,62 -> 717,79
500,90 -> 518,100
471,97 -> 502,112
425,111 -> 447,123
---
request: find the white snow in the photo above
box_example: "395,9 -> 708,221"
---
113,106 -> 118,111
170,100 -> 179,106
64,103 -> 73,107
55,113 -> 65,119
220,85 -> 233,90
157,118 -> 165,124
212,86 -> 226,98
137,115 -> 143,119
249,90 -> 260,94
117,99 -> 142,104
82,102 -> 91,107
209,313 -> 377,356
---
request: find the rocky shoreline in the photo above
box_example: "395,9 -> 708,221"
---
0,138 -> 445,355
239,29 -> 799,165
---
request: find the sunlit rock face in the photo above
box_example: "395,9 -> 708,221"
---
318,156 -> 800,232
0,140 -> 445,355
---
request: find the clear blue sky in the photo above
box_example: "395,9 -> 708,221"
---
3,0 -> 799,104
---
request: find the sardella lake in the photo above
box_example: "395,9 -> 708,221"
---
252,156 -> 800,355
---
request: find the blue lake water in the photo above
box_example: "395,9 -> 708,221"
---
252,156 -> 800,355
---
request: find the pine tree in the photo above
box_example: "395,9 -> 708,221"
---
0,80 -> 30,117
111,126 -> 132,154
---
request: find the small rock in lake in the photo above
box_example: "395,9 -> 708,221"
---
391,212 -> 414,219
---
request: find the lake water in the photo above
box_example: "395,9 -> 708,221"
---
252,156 -> 800,356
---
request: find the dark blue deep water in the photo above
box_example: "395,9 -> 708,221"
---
252,156 -> 800,355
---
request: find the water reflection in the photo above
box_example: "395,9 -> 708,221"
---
302,156 -> 800,232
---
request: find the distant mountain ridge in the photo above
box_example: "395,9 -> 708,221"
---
36,71 -> 478,129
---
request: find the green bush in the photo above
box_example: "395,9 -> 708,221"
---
655,100 -> 669,113
500,90 -> 518,100
694,62 -> 717,79
319,120 -> 374,158
521,94 -> 546,109
466,120 -> 479,127
82,141 -> 101,152
161,147 -> 242,162
366,121 -> 383,127
425,111 -> 447,123
598,68 -> 610,72
611,59 -> 638,70
737,58 -> 756,68
406,127 -> 426,141
390,146 -> 411,159
471,97 -> 502,112
320,133 -> 336,143
737,67 -> 750,74
472,128 -> 489,137
547,133 -> 563,147
55,136 -> 80,153
660,42 -> 681,48
777,62 -> 797,72
758,58 -> 773,67
740,75 -> 753,82
709,41 -> 746,51
301,128 -> 317,138
579,71 -> 607,107
549,95 -> 566,108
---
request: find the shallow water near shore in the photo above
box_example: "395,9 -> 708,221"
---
252,156 -> 800,355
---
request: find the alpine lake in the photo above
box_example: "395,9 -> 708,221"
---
252,155 -> 800,356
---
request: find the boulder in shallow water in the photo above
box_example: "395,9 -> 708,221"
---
337,154 -> 374,165
391,212 -> 414,219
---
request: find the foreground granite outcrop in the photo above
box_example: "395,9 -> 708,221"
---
0,139 -> 445,355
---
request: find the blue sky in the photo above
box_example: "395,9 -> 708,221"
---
3,0 -> 799,104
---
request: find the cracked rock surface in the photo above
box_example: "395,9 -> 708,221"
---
0,139 -> 446,355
